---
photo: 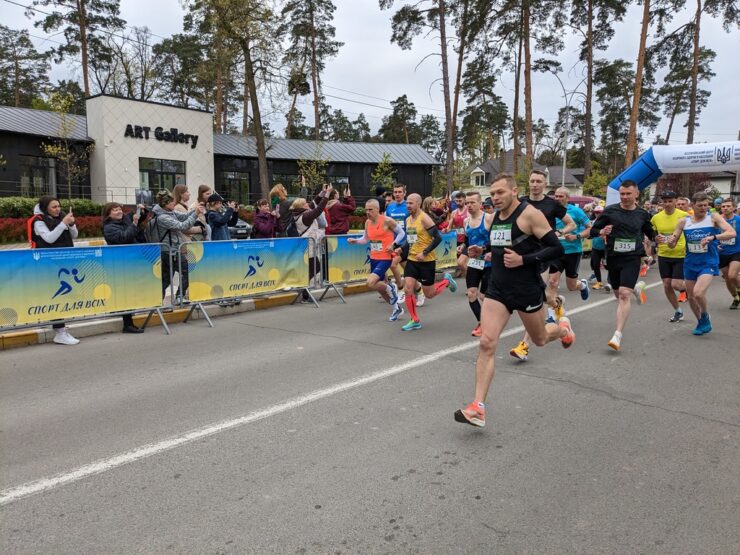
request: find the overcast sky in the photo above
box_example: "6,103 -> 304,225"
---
3,0 -> 738,147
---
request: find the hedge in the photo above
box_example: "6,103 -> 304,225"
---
0,197 -> 103,218
0,216 -> 102,244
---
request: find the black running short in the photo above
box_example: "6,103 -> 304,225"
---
606,255 -> 641,291
658,256 -> 684,280
549,253 -> 582,279
466,266 -> 491,292
486,282 -> 545,314
397,243 -> 410,263
404,260 -> 436,286
719,252 -> 740,268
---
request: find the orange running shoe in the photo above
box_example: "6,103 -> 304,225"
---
559,316 -> 575,348
454,401 -> 486,427
678,291 -> 687,303
471,324 -> 482,337
639,263 -> 648,277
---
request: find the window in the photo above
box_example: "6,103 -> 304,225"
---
221,171 -> 250,205
139,158 -> 186,192
272,173 -> 302,196
19,156 -> 57,197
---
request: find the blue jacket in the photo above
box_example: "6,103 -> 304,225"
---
207,208 -> 239,241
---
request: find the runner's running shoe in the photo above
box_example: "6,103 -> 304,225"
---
677,291 -> 687,303
444,272 -> 458,292
639,263 -> 648,277
454,401 -> 486,428
559,317 -> 575,348
633,281 -> 647,305
387,282 -> 399,305
554,295 -> 566,320
669,309 -> 684,323
730,293 -> 740,310
389,304 -> 404,322
603,283 -> 612,293
588,273 -> 597,284
471,324 -> 482,337
397,290 -> 405,304
592,282 -> 603,290
579,278 -> 590,301
416,290 -> 425,307
695,313 -> 712,335
401,319 -> 422,331
509,340 -> 529,361
608,331 -> 622,351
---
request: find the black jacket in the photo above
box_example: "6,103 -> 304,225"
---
103,214 -> 146,245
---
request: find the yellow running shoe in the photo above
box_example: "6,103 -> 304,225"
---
509,340 -> 529,361
554,295 -> 566,321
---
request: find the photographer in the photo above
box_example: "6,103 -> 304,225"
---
325,184 -> 356,236
251,198 -> 281,239
290,184 -> 332,300
102,202 -> 146,333
206,193 -> 239,241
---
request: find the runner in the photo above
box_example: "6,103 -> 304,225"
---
651,190 -> 688,322
546,187 -> 591,303
385,183 -> 409,302
454,174 -> 574,428
509,170 -> 576,362
589,205 -> 611,292
589,180 -> 654,351
461,192 -> 494,337
450,191 -> 469,278
667,192 -> 736,334
718,198 -> 740,309
397,193 -> 457,331
347,199 -> 407,321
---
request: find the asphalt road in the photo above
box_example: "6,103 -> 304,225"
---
1,264 -> 739,554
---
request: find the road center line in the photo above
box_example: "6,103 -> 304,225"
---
0,281 -> 661,507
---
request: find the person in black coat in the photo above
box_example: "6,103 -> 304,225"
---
102,202 -> 146,333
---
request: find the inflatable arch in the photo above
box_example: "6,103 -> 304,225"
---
606,141 -> 740,205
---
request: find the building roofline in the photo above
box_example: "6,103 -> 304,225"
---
86,94 -> 213,114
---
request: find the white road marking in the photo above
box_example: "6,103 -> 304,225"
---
0,281 -> 661,507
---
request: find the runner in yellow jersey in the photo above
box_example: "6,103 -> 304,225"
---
396,193 -> 457,331
651,190 -> 688,322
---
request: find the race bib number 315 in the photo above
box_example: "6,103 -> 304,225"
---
489,224 -> 512,247
613,238 -> 636,253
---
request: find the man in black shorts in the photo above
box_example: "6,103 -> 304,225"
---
590,180 -> 656,351
650,190 -> 688,322
461,192 -> 494,337
454,173 -> 575,428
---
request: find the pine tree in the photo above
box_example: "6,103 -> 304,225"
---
0,25 -> 50,108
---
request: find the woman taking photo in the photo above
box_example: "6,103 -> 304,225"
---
102,202 -> 146,334
30,195 -> 80,345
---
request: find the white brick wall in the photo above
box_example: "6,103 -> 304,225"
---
86,96 -> 214,204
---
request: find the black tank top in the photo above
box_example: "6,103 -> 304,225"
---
489,201 -> 544,292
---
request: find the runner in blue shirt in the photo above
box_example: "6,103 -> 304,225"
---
384,183 -> 410,302
718,197 -> 740,309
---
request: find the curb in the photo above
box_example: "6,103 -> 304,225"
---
0,283 -> 372,351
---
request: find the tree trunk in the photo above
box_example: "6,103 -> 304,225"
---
77,0 -> 90,96
451,0 -> 468,152
309,4 -> 321,141
438,0 -> 455,192
686,0 -> 702,145
513,23 -> 523,175
215,65 -> 223,133
243,65 -> 249,136
625,0 -> 650,166
583,0 -> 594,178
665,88 -> 685,144
241,41 -> 270,198
522,0 -> 533,172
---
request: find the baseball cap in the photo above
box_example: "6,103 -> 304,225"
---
207,192 -> 225,203
714,197 -> 723,205
483,198 -> 493,207
660,191 -> 678,199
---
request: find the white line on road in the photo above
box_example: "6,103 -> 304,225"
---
0,281 -> 660,507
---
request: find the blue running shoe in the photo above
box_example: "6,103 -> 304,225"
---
692,317 -> 706,335
444,272 -> 458,293
698,313 -> 712,334
579,278 -> 590,301
387,281 -> 399,305
389,303 -> 404,322
401,319 -> 422,331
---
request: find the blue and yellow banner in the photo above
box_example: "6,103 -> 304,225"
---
325,230 -> 458,284
185,238 -> 309,301
0,244 -> 162,328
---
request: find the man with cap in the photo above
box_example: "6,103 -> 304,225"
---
206,193 -> 239,241
651,190 -> 688,322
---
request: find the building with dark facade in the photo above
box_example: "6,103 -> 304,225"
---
0,96 -> 439,205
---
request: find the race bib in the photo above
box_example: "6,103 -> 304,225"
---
456,227 -> 465,235
720,237 -> 735,246
407,231 -> 418,244
370,241 -> 383,252
687,241 -> 708,254
613,238 -> 636,253
489,224 -> 512,247
468,257 -> 485,270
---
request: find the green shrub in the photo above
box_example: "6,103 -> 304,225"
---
353,207 -> 366,217
0,196 -> 102,218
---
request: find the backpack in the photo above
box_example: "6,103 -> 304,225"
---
142,212 -> 171,244
26,214 -> 42,248
285,214 -> 309,238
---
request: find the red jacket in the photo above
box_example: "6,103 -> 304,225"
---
325,196 -> 356,235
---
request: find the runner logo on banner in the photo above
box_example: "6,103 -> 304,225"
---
435,231 -> 458,269
0,244 -> 163,328
185,238 -> 310,301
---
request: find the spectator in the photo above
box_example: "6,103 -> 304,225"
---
206,193 -> 239,241
173,184 -> 208,242
325,185 -> 356,235
251,198 -> 281,239
189,185 -> 212,241
423,196 -> 449,231
152,189 -> 204,302
270,183 -> 293,236
30,195 -> 80,345
102,202 -> 146,334
375,186 -> 387,213
290,185 -> 332,300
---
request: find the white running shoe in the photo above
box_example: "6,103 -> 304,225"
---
389,303 -> 404,322
416,290 -> 425,307
608,331 -> 622,351
633,281 -> 647,305
53,329 -> 80,345
387,282 -> 399,305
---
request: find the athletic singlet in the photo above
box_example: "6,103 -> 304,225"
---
719,214 -> 740,255
489,202 -> 543,292
366,215 -> 394,261
406,213 -> 436,262
651,209 -> 688,258
683,213 -> 720,269
465,215 -> 491,269
452,207 -> 468,242
385,201 -> 408,231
